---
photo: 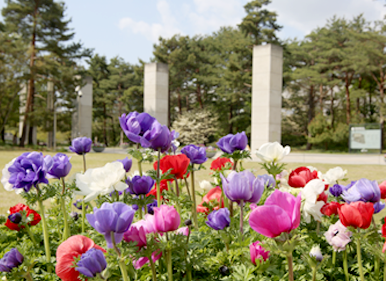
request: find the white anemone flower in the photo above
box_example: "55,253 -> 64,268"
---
75,162 -> 128,202
255,142 -> 290,163
323,167 -> 347,185
199,180 -> 213,191
302,179 -> 325,223
1,158 -> 22,194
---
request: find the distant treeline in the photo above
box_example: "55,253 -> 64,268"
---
1,0 -> 385,150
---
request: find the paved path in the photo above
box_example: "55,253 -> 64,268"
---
248,153 -> 386,165
100,148 -> 386,165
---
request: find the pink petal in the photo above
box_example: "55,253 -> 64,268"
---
249,205 -> 292,238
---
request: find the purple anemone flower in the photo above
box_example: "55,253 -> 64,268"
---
119,112 -> 156,143
257,174 -> 276,188
86,202 -> 135,248
217,132 -> 248,154
181,144 -> 207,164
206,208 -> 230,230
329,184 -> 343,197
116,157 -> 132,173
140,121 -> 173,153
7,152 -> 50,192
126,176 -> 155,195
342,178 -> 380,203
221,170 -> 265,205
76,248 -> 107,278
69,137 -> 92,155
46,153 -> 72,179
0,248 -> 23,272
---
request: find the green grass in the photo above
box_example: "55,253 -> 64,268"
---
1,151 -> 386,219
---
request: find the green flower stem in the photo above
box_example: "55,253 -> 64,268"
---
167,249 -> 173,281
82,153 -> 87,173
174,176 -> 180,197
59,197 -> 70,240
185,226 -> 192,281
138,160 -> 143,176
24,224 -> 37,246
138,203 -> 143,220
316,221 -> 320,235
312,266 -> 316,281
25,272 -> 33,281
190,166 -> 198,230
376,256 -> 380,280
184,178 -> 191,200
111,231 -> 131,281
287,252 -> 294,281
37,195 -> 51,273
232,160 -> 238,171
149,256 -> 157,281
82,198 -> 86,233
356,236 -> 365,281
239,200 -> 244,237
332,250 -> 336,267
383,258 -> 386,281
143,195 -> 148,215
156,149 -> 161,207
343,249 -> 349,281
60,178 -> 70,240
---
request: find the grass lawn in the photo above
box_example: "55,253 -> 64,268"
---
1,151 -> 386,220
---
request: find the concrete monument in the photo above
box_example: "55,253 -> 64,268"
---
71,76 -> 93,139
144,63 -> 169,126
250,44 -> 283,152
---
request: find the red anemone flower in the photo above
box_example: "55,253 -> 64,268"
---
153,154 -> 190,179
379,180 -> 386,199
210,157 -> 233,171
321,202 -> 342,217
338,201 -> 374,229
147,179 -> 169,202
288,167 -> 318,188
197,187 -> 224,214
56,235 -> 105,281
5,203 -> 41,231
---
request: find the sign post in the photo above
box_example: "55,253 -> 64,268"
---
349,124 -> 382,154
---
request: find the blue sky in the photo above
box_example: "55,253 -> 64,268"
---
0,0 -> 385,65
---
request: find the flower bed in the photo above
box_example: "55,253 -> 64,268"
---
0,112 -> 386,281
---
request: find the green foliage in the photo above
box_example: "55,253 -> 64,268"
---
307,113 -> 349,150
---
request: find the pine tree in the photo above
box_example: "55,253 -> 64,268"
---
2,0 -> 85,146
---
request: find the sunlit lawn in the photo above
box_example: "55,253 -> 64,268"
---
1,151 -> 386,221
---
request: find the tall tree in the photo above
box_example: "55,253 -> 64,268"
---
2,0 -> 84,146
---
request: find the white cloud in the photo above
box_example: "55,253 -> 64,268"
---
268,0 -> 386,39
188,0 -> 246,34
118,0 -> 182,42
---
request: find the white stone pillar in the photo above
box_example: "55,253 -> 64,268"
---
251,44 -> 283,152
71,76 -> 93,139
144,63 -> 169,125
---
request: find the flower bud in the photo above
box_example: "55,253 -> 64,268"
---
184,219 -> 192,226
219,265 -> 229,276
70,212 -> 79,221
8,213 -> 22,224
309,245 -> 323,262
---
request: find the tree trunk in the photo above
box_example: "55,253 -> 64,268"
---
197,83 -> 203,109
306,85 -> 315,150
330,88 -> 335,129
103,103 -> 108,146
229,104 -> 233,134
20,4 -> 38,147
177,89 -> 182,114
344,74 -> 351,124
